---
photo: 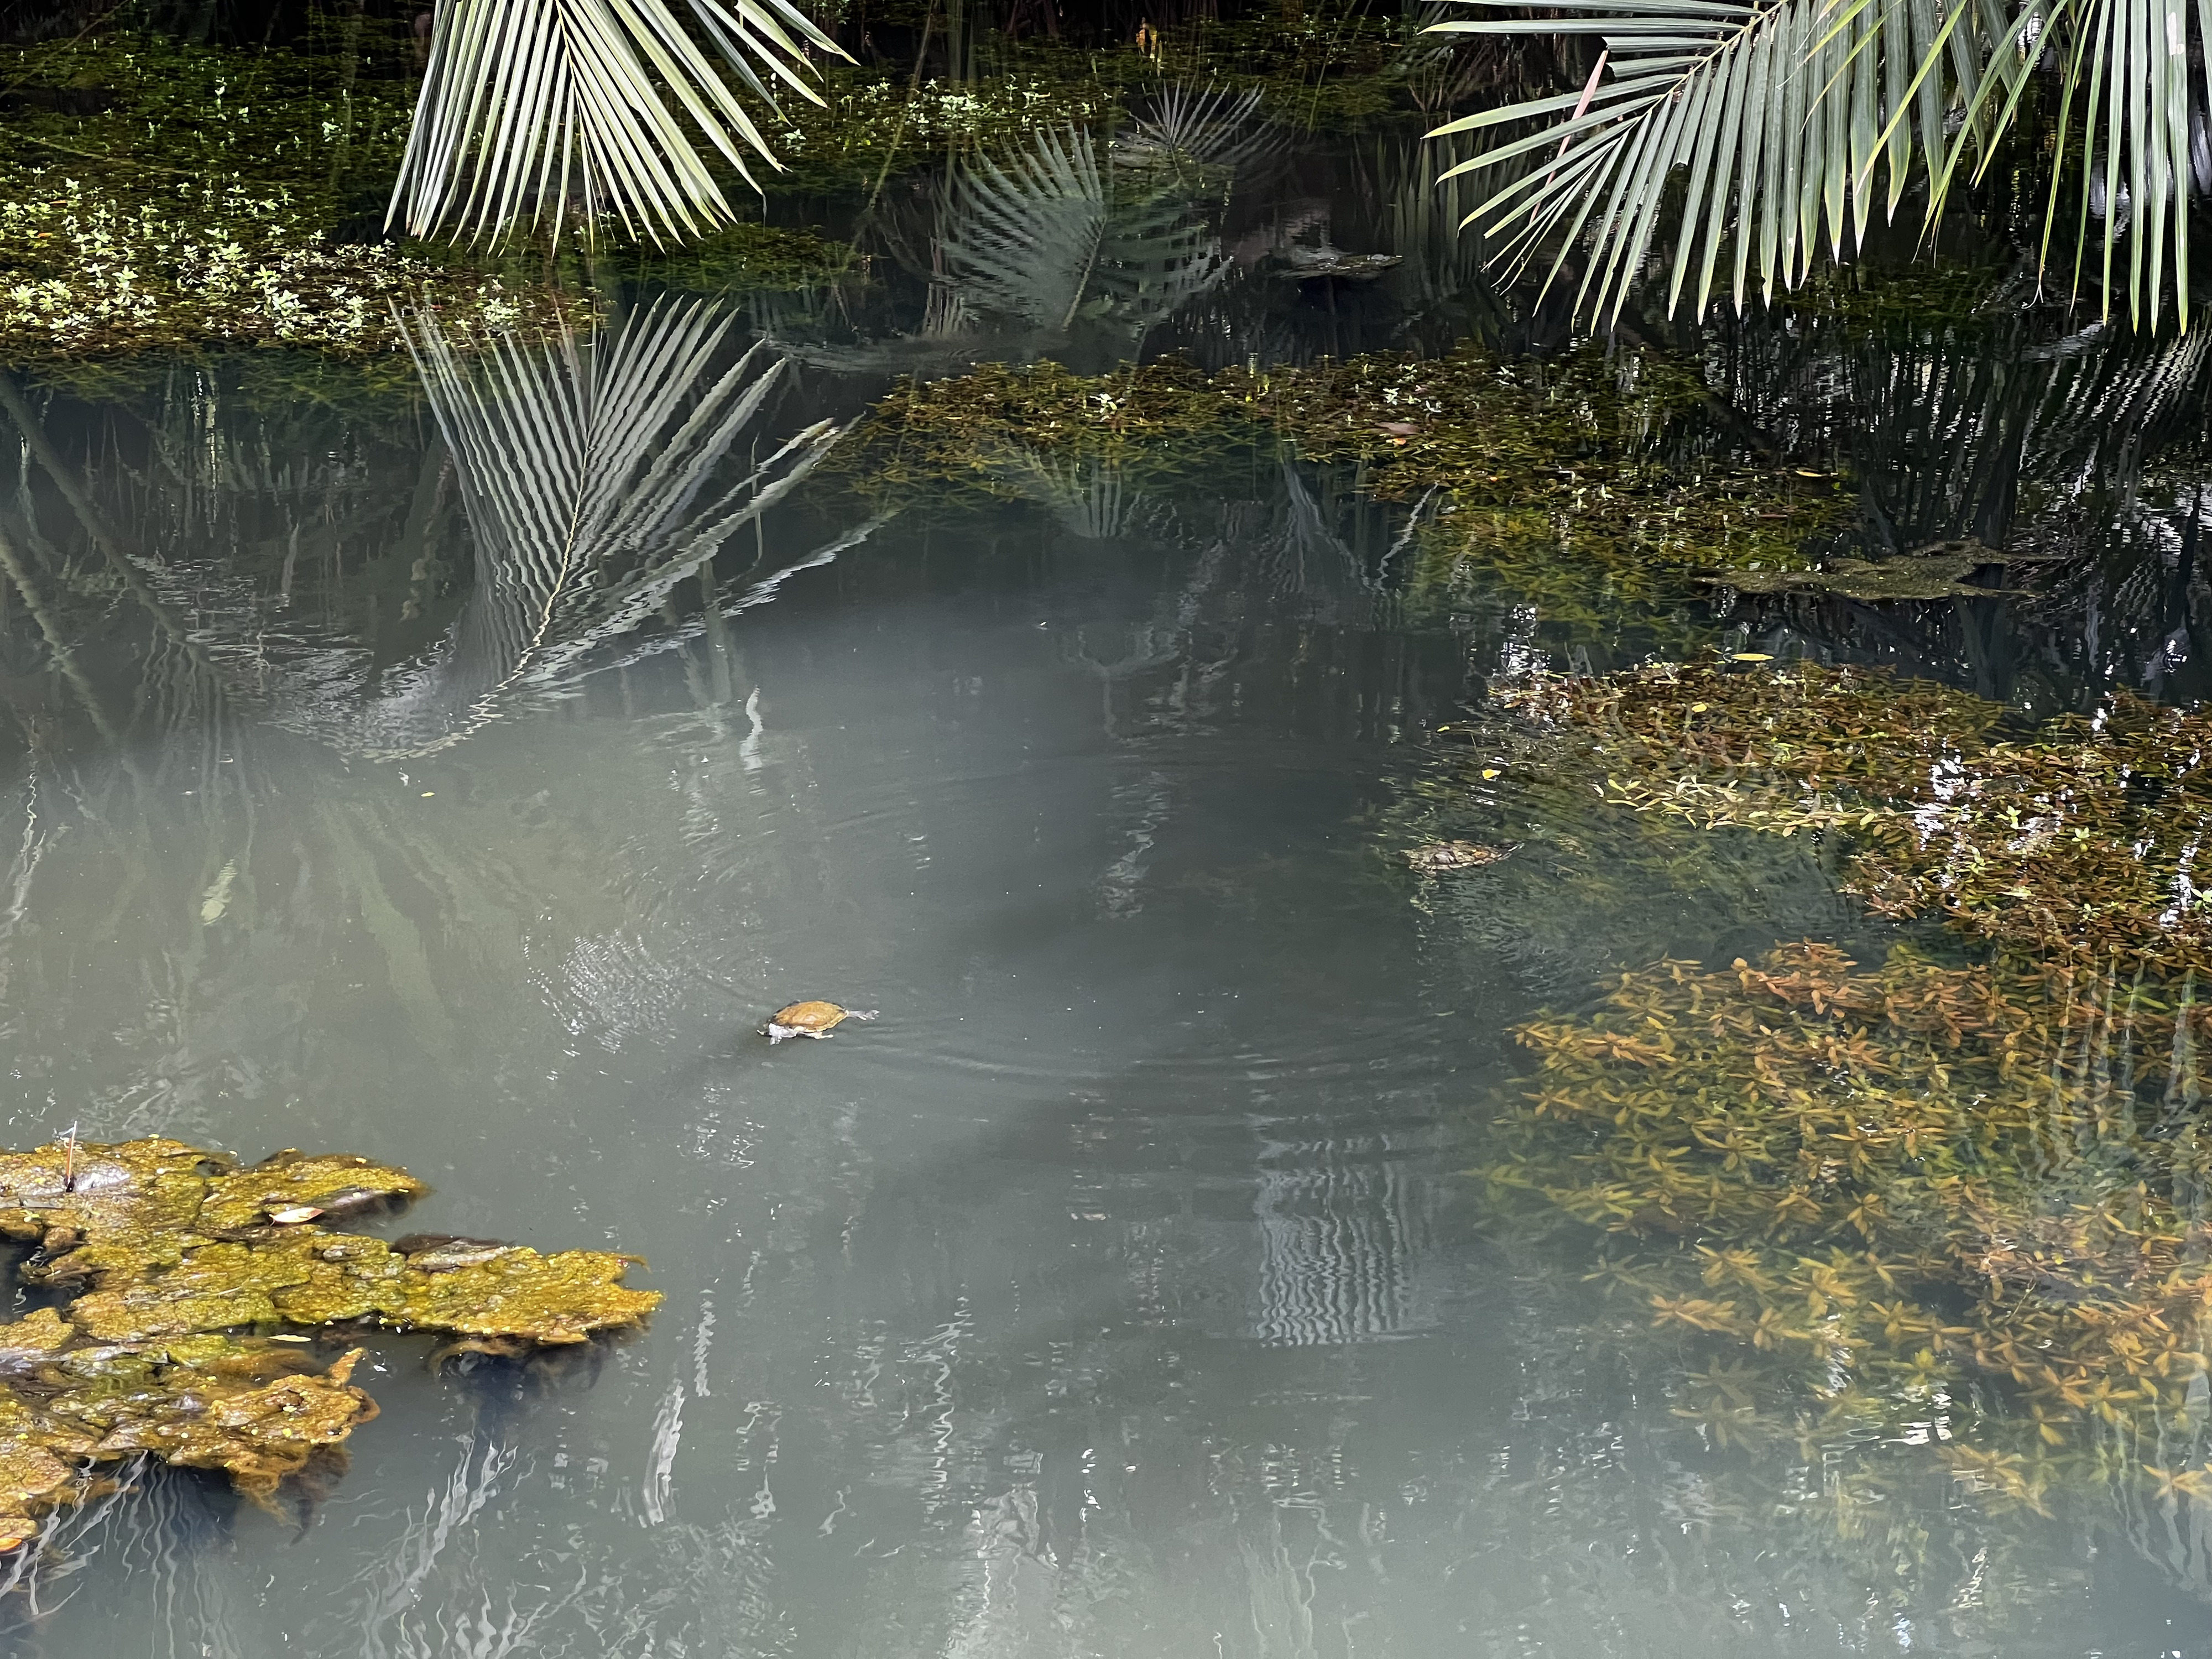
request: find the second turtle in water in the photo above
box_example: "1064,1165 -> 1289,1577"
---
764,1001 -> 878,1042
1406,840 -> 1517,874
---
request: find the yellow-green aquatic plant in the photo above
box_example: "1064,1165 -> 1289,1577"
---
0,1136 -> 659,1543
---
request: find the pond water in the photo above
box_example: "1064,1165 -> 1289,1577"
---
2,123 -> 2212,1659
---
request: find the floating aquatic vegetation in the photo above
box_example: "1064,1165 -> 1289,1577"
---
0,1136 -> 658,1541
1497,661 -> 2212,978
1485,941 -> 2212,1514
0,35 -> 594,362
837,346 -> 1841,564
622,221 -> 859,291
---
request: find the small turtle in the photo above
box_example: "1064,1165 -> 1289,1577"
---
1406,839 -> 1517,874
763,1000 -> 878,1043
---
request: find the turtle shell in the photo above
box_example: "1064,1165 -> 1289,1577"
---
770,1000 -> 851,1034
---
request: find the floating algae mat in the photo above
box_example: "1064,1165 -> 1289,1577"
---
0,1136 -> 658,1543
1461,662 -> 2212,1510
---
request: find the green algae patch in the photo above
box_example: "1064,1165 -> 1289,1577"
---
0,1135 -> 658,1541
1496,661 -> 2212,978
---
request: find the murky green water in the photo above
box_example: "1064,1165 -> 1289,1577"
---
3,127 -> 2212,1657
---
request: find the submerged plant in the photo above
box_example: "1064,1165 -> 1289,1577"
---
1486,942 -> 2212,1511
0,1136 -> 658,1544
1463,658 -> 2212,1512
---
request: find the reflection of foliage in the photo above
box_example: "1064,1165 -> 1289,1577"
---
368,298 -> 842,755
832,347 -> 1845,648
1113,82 -> 1283,178
941,125 -> 1227,335
1499,661 -> 2212,977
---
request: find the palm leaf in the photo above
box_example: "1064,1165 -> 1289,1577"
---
1436,0 -> 2212,327
388,0 -> 846,248
1965,0 -> 2209,326
1427,0 -> 2004,321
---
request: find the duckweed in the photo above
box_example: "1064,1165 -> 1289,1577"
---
0,1136 -> 658,1537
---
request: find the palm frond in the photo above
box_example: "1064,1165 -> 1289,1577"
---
1428,0 -> 2005,321
388,0 -> 846,248
1434,0 -> 2212,327
1975,0 -> 2211,326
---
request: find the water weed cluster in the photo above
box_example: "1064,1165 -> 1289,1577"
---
0,34 -> 587,361
1500,662 -> 2212,975
1490,942 -> 2212,1514
1,180 -> 585,359
842,346 -> 1842,563
1473,660 -> 2212,1512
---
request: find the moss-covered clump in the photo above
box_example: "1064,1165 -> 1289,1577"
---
0,1136 -> 658,1544
1488,942 -> 2212,1513
1498,661 -> 2212,976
